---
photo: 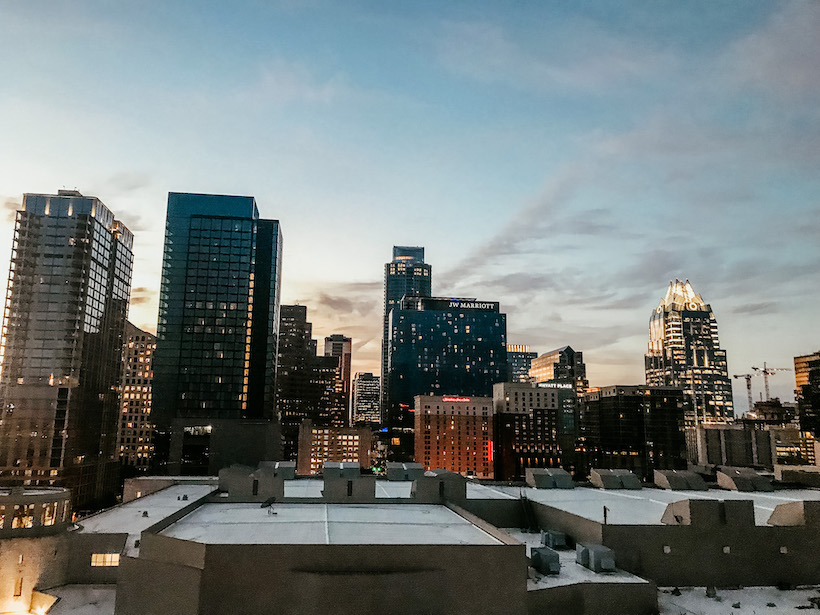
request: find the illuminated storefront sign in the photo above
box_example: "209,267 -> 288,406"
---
442,396 -> 471,403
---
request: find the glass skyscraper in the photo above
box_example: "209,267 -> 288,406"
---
645,279 -> 734,429
0,190 -> 133,508
153,193 -> 282,474
382,246 -> 431,422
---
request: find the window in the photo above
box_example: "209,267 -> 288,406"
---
91,553 -> 120,567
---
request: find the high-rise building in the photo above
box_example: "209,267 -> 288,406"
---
582,385 -> 688,481
414,395 -> 494,478
0,190 -> 133,508
529,346 -> 588,390
387,296 -> 507,460
153,193 -> 282,475
795,351 -> 820,437
506,344 -> 537,383
352,372 -> 380,425
118,322 -> 155,471
382,246 -> 431,420
277,305 -> 343,460
296,419 -> 373,475
324,334 -> 352,424
645,279 -> 734,430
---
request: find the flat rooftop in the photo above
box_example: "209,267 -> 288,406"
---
160,503 -> 505,545
480,485 -> 820,526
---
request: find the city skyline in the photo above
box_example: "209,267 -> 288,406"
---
2,1 -> 819,408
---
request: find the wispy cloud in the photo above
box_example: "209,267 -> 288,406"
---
2,198 -> 21,223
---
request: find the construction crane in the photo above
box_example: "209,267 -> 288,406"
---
733,372 -> 761,412
751,362 -> 792,401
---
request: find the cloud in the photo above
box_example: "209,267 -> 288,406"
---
2,197 -> 21,223
732,302 -> 779,316
240,59 -> 356,107
130,286 -> 155,305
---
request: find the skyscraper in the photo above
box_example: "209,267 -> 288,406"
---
387,296 -> 507,460
645,279 -> 734,431
324,334 -> 352,424
382,246 -> 431,421
352,372 -> 380,425
795,351 -> 820,437
118,322 -> 155,471
276,305 -> 342,459
153,193 -> 282,474
506,344 -> 537,383
0,190 -> 133,508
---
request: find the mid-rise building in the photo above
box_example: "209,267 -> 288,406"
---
582,386 -> 688,481
645,279 -> 734,439
387,296 -> 507,460
324,334 -> 352,424
0,190 -> 132,508
117,323 -> 155,471
506,344 -> 537,383
414,395 -> 494,478
152,192 -> 282,475
296,419 -> 373,475
529,346 -> 588,392
277,306 -> 344,459
382,246 -> 431,420
352,372 -> 380,425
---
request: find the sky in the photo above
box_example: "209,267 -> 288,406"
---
1,0 -> 818,412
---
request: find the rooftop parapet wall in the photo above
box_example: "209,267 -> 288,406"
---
411,470 -> 468,506
590,469 -> 641,490
386,462 -> 425,482
660,499 -> 756,527
768,500 -> 820,526
526,468 -> 575,489
717,466 -> 774,492
653,469 -> 707,491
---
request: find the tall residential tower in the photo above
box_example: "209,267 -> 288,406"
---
153,193 -> 282,474
0,190 -> 132,508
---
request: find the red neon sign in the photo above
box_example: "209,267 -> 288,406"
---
442,396 -> 471,402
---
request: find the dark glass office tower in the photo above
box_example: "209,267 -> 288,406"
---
382,247 -> 431,422
153,193 -> 282,474
0,190 -> 132,509
387,297 -> 507,460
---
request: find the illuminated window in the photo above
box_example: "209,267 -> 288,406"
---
12,504 -> 34,529
91,553 -> 120,567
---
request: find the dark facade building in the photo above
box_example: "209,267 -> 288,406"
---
276,305 -> 343,460
118,322 -> 155,472
152,193 -> 282,475
506,344 -> 537,383
352,372 -> 380,425
382,246 -> 431,421
582,386 -> 688,481
324,334 -> 352,424
645,280 -> 734,434
387,296 -> 507,460
0,190 -> 132,508
795,351 -> 820,437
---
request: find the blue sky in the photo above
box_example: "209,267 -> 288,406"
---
1,0 -> 818,410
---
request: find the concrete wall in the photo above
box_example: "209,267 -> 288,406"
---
461,499 -> 526,530
529,501 -> 603,547
67,532 -> 128,583
0,534 -> 69,614
527,582 -> 658,615
115,554 -> 202,615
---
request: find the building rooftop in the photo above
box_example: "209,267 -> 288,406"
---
160,503 -> 505,545
480,485 -> 820,526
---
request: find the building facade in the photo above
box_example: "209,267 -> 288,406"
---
582,386 -> 688,480
645,279 -> 734,432
277,306 -> 343,460
352,372 -> 380,425
382,246 -> 431,421
296,419 -> 373,475
506,344 -> 537,383
387,296 -> 507,460
795,351 -> 820,438
414,395 -> 494,478
0,190 -> 132,509
152,192 -> 282,474
324,334 -> 352,424
117,322 -> 155,471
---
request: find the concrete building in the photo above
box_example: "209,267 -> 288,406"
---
0,190 -> 133,509
387,296 -> 507,460
152,192 -> 283,475
296,420 -> 373,475
414,395 -> 494,478
506,344 -> 537,383
693,423 -> 776,469
117,322 -> 155,471
351,372 -> 380,426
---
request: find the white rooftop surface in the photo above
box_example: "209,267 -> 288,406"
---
479,485 -> 820,525
658,586 -> 820,614
504,530 -> 650,589
160,503 -> 504,545
78,484 -> 215,555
